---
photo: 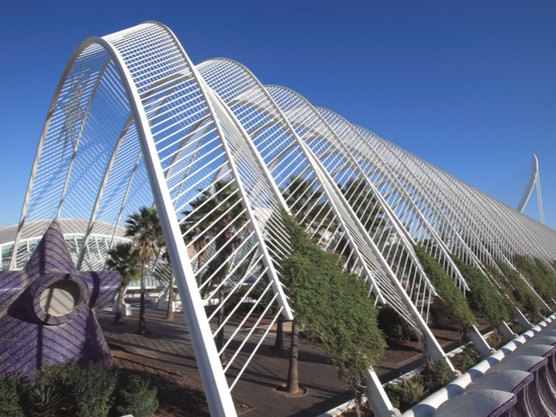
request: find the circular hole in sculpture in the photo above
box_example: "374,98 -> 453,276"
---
40,280 -> 81,316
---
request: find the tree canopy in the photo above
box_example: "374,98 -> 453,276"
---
413,245 -> 477,330
124,206 -> 164,335
514,254 -> 556,304
494,260 -> 540,322
279,212 -> 386,392
450,255 -> 511,326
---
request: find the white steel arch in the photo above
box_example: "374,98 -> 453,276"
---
8,22 -> 556,417
517,153 -> 545,225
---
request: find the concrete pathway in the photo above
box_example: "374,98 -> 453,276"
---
98,307 -> 436,417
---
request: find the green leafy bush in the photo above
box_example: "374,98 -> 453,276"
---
450,256 -> 510,325
377,305 -> 403,340
384,383 -> 404,409
450,345 -> 480,373
33,361 -> 79,407
70,362 -> 118,417
115,375 -> 158,417
421,358 -> 451,391
413,245 -> 477,330
0,362 -> 159,417
535,257 -> 556,281
0,373 -> 28,417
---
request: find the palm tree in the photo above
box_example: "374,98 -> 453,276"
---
106,242 -> 141,325
125,206 -> 163,335
341,178 -> 384,236
160,246 -> 178,321
182,179 -> 248,362
282,176 -> 325,227
182,196 -> 213,290
147,228 -> 177,321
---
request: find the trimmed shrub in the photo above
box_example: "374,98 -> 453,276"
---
450,256 -> 511,326
115,375 -> 158,417
535,257 -> 556,281
509,320 -> 524,334
414,245 -> 477,330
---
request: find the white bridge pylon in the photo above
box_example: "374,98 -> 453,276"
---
517,154 -> 545,225
9,22 -> 556,417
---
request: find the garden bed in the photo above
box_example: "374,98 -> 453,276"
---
108,339 -> 252,416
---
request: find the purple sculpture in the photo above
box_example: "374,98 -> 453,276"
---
0,218 -> 119,378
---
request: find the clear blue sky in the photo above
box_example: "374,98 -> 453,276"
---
1,0 -> 554,230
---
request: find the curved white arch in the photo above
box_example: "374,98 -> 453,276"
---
13,22 -> 298,417
12,22 -> 556,417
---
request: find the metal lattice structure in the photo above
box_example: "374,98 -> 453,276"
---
7,22 -> 556,417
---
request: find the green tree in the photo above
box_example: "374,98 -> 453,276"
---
514,254 -> 556,304
279,212 -> 386,415
154,233 -> 178,321
150,254 -> 176,321
341,178 -> 384,236
282,176 -> 324,226
450,255 -> 511,326
106,242 -> 141,325
125,207 -> 163,335
182,180 -> 248,362
534,257 -> 556,302
413,245 -> 477,332
494,260 -> 541,322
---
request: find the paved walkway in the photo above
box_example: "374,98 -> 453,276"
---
98,307 -> 437,417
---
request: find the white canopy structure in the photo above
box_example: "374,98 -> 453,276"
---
6,22 -> 556,417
